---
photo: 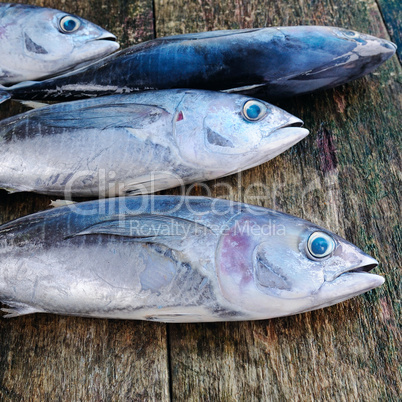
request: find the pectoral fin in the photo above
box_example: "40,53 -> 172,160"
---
70,214 -> 211,243
30,103 -> 168,130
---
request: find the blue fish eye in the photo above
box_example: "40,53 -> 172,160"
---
242,100 -> 267,121
60,16 -> 81,33
307,232 -> 335,259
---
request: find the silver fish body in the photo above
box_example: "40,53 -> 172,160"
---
0,196 -> 384,322
0,3 -> 119,85
0,26 -> 396,103
0,89 -> 308,197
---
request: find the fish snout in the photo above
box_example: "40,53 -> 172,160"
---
277,115 -> 304,130
266,115 -> 309,144
95,32 -> 119,43
325,254 -> 379,283
262,114 -> 304,138
354,35 -> 397,60
381,39 -> 397,52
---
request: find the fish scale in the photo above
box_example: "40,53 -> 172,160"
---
0,196 -> 384,322
0,26 -> 395,103
0,89 -> 309,198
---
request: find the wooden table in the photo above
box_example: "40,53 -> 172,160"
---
0,0 -> 400,400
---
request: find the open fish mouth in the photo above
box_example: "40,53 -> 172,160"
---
326,254 -> 379,282
327,270 -> 384,297
93,33 -> 118,43
268,116 -> 309,143
278,116 -> 304,129
344,263 -> 379,274
333,257 -> 384,292
315,256 -> 384,310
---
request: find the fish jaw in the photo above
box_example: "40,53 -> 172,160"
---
93,31 -> 119,43
260,116 -> 309,161
239,114 -> 309,170
314,272 -> 384,310
72,32 -> 120,67
309,255 -> 384,311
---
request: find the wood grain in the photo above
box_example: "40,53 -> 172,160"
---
155,0 -> 401,400
377,0 -> 402,62
0,316 -> 170,401
0,0 -> 401,400
0,1 -> 170,401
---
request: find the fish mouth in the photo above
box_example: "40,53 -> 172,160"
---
97,36 -> 118,43
314,255 -> 384,310
93,32 -> 119,43
276,116 -> 304,130
267,116 -> 309,144
380,40 -> 397,52
255,116 -> 309,162
261,115 -> 309,153
325,253 -> 379,282
342,262 -> 378,274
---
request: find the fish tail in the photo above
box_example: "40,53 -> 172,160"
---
1,300 -> 42,318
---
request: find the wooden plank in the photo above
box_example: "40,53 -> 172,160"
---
0,0 -> 400,400
0,1 -> 170,401
0,316 -> 170,400
155,0 -> 401,400
376,0 -> 402,62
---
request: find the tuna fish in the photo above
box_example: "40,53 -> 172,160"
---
0,3 -> 119,85
0,89 -> 308,197
0,26 -> 396,104
0,196 -> 384,322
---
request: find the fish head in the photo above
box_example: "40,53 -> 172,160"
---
216,210 -> 384,320
2,5 -> 119,83
331,26 -> 396,65
324,27 -> 396,83
23,7 -> 120,66
271,26 -> 397,95
173,91 -> 309,172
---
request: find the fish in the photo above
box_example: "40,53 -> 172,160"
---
0,89 -> 308,197
0,26 -> 396,104
0,3 -> 119,85
0,196 -> 384,322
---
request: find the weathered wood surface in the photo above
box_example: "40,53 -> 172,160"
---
0,0 -> 401,400
377,0 -> 402,62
